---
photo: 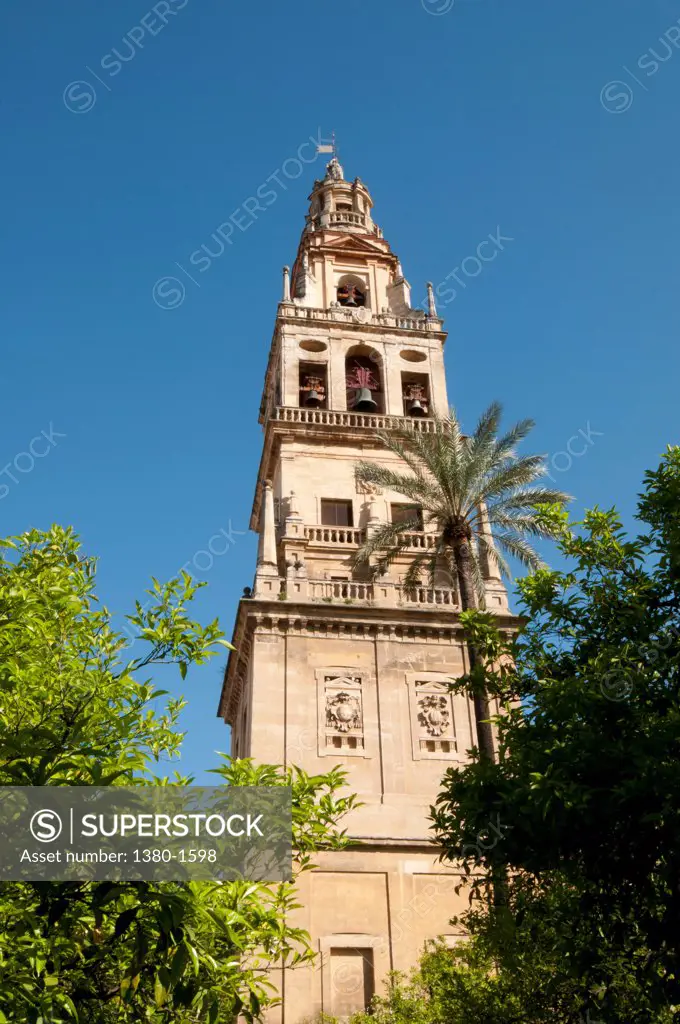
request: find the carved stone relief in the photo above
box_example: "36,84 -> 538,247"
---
407,677 -> 463,760
417,694 -> 451,737
318,673 -> 365,754
326,691 -> 362,733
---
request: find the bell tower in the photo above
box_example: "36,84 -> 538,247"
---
218,158 -> 510,1023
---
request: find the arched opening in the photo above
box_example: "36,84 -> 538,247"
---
336,275 -> 368,308
345,346 -> 383,414
299,361 -> 327,409
401,371 -> 431,417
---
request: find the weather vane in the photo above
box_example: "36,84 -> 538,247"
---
317,130 -> 337,160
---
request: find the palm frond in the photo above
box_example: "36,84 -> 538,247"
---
462,402 -> 503,492
477,532 -> 512,581
493,417 -> 536,461
353,519 -> 420,568
354,462 -> 433,506
352,402 -> 569,601
402,550 -> 439,593
488,486 -> 572,512
468,455 -> 548,506
492,531 -> 546,572
486,509 -> 559,538
468,537 -> 488,606
437,409 -> 467,508
373,430 -> 434,485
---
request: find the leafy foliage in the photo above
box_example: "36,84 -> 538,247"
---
0,526 -> 358,1022
341,913 -> 674,1024
428,447 -> 680,1022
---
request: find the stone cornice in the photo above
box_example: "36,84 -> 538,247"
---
217,596 -> 522,723
341,838 -> 448,853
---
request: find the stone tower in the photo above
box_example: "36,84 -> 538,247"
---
217,157 -> 511,1023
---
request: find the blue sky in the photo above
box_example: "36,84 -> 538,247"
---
2,0 -> 679,781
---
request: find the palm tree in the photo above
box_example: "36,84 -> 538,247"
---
353,401 -> 570,760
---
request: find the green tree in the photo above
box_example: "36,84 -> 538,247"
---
343,904 -> 671,1024
343,937 -> 538,1024
353,403 -> 569,757
430,447 -> 680,1022
0,526 -> 357,1022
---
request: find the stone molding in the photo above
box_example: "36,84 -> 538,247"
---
217,596 -> 522,724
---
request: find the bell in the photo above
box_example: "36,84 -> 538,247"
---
353,388 -> 378,412
345,293 -> 357,307
305,389 -> 322,408
408,399 -> 426,417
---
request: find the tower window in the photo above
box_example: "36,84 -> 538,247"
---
345,352 -> 383,413
299,362 -> 327,409
321,500 -> 354,527
336,202 -> 352,212
401,372 -> 430,417
391,504 -> 424,529
337,283 -> 366,307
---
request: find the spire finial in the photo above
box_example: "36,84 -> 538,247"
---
426,281 -> 437,318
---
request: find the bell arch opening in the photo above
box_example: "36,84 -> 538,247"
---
345,345 -> 383,414
336,275 -> 368,309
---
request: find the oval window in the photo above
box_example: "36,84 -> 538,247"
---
299,340 -> 327,353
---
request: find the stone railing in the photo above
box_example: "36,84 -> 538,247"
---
305,526 -> 365,546
397,586 -> 458,606
272,406 -> 439,433
402,532 -> 437,549
309,580 -> 374,601
264,576 -> 460,609
328,211 -> 365,227
303,526 -> 436,550
277,304 -> 442,332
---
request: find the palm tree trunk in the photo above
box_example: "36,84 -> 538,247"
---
452,532 -> 507,910
452,534 -> 496,762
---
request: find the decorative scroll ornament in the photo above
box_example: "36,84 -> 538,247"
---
326,691 -> 361,733
356,479 -> 382,496
418,695 -> 450,737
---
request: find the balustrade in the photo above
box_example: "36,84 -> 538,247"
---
277,304 -> 441,332
402,532 -> 437,549
304,526 -> 365,545
309,580 -> 374,601
269,575 -> 458,608
328,211 -> 364,227
397,585 -> 458,606
273,406 -> 438,433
